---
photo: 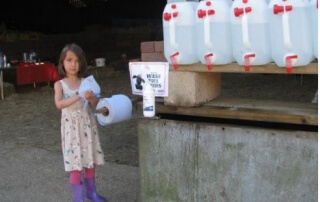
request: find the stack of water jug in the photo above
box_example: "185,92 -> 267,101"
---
163,0 -> 318,73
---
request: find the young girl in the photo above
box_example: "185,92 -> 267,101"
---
54,43 -> 106,202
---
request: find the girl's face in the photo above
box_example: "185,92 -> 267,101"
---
63,50 -> 80,76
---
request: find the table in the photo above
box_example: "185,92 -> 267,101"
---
16,62 -> 59,86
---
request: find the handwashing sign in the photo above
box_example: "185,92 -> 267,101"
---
129,62 -> 169,97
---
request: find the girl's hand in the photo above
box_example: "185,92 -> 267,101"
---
84,90 -> 99,108
84,90 -> 95,100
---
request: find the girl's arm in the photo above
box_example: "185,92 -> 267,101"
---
54,81 -> 81,110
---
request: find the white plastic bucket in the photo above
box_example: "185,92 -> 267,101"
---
95,58 -> 106,67
231,0 -> 272,71
196,0 -> 233,70
163,2 -> 200,69
268,0 -> 314,72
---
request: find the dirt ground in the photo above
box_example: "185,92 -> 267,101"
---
0,66 -> 142,201
0,67 -> 140,167
0,67 -> 318,167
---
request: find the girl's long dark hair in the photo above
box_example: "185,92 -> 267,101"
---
57,43 -> 88,78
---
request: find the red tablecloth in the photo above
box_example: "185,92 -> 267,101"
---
16,62 -> 59,86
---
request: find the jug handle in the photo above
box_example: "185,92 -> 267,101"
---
242,12 -> 250,49
204,15 -> 212,49
282,11 -> 291,50
169,18 -> 178,50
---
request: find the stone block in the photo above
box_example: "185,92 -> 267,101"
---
141,52 -> 167,62
154,41 -> 164,53
164,71 -> 221,106
140,41 -> 155,53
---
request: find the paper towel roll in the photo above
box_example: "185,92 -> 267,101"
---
96,94 -> 132,126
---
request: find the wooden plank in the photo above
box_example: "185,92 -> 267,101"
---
170,62 -> 318,74
144,97 -> 318,126
205,97 -> 317,112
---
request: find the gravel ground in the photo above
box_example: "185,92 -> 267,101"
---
0,68 -> 141,202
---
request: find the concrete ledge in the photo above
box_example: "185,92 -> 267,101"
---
164,71 -> 221,107
138,119 -> 317,202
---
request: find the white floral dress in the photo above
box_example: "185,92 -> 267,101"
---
60,79 -> 104,172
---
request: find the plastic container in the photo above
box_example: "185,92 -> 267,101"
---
167,0 -> 199,2
268,0 -> 314,72
231,0 -> 272,71
163,2 -> 200,69
3,55 -> 6,68
29,49 -> 37,62
22,52 -> 28,62
227,0 -> 234,7
196,0 -> 233,70
310,0 -> 318,58
95,58 -> 106,67
143,81 -> 155,117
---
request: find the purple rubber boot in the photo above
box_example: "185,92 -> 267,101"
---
71,184 -> 84,202
84,178 -> 107,202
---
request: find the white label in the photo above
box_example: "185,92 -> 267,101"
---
129,62 -> 169,97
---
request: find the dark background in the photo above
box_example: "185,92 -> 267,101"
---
0,0 -> 167,65
0,0 -> 167,86
0,0 -> 167,34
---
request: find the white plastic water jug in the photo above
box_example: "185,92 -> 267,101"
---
167,0 -> 199,2
268,0 -> 314,73
231,0 -> 272,71
227,0 -> 234,7
196,0 -> 233,70
310,0 -> 318,59
163,2 -> 200,69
